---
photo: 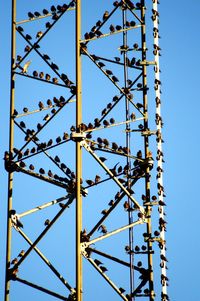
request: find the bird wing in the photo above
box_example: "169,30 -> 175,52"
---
23,60 -> 31,73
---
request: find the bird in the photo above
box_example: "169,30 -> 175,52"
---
56,136 -> 61,143
103,11 -> 109,21
31,147 -> 36,154
108,199 -> 114,206
39,72 -> 44,79
86,179 -> 94,186
101,209 -> 107,215
21,60 -> 31,73
63,132 -> 69,140
110,118 -> 115,124
100,266 -> 108,273
103,120 -> 109,126
24,45 -> 31,52
43,114 -> 50,121
109,24 -> 115,33
52,77 -> 59,84
94,259 -> 103,266
109,162 -> 119,176
123,201 -> 130,211
105,69 -> 113,75
18,250 -> 25,257
19,161 -> 26,168
46,22 -> 51,28
34,11 -> 41,17
95,175 -> 101,183
11,258 -> 18,265
43,8 -> 49,15
51,62 -> 59,70
98,62 -> 105,68
160,254 -> 168,262
29,164 -> 34,171
39,168 -> 45,174
130,112 -> 136,120
24,148 -> 30,156
38,101 -> 44,110
36,31 -> 43,38
44,219 -> 50,226
20,121 -> 26,128
98,224 -> 107,234
37,123 -> 43,130
114,57 -> 120,62
33,70 -> 38,77
28,12 -> 34,19
116,25 -> 122,31
112,142 -> 118,150
99,156 -> 107,162
54,155 -> 60,163
112,75 -> 119,82
48,170 -> 53,177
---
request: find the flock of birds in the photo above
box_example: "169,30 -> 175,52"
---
6,0 -> 169,300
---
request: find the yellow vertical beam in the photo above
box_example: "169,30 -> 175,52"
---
4,0 -> 16,300
141,1 -> 154,300
75,1 -> 83,301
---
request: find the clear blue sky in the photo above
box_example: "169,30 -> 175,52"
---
1,1 -> 200,301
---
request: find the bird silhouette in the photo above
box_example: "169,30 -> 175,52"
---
98,224 -> 107,234
99,156 -> 107,162
28,12 -> 34,19
18,250 -> 25,257
44,219 -> 50,226
29,164 -> 35,171
100,266 -> 108,273
109,24 -> 115,33
103,11 -> 109,21
94,259 -> 103,266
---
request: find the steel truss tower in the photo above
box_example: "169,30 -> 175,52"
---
4,0 -> 168,300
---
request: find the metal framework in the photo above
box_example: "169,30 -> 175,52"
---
4,1 -> 168,301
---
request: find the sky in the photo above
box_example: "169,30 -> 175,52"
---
1,1 -> 200,301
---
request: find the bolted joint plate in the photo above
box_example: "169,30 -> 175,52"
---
70,132 -> 86,142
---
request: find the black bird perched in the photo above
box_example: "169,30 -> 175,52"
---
45,74 -> 51,81
112,75 -> 119,83
98,224 -> 107,233
39,72 -> 44,79
55,155 -> 60,163
114,57 -> 120,62
43,8 -> 49,15
98,62 -> 105,68
20,121 -> 26,128
51,62 -> 59,70
105,69 -> 113,75
28,12 -> 34,19
46,22 -> 51,28
44,219 -> 50,226
94,259 -> 103,266
103,120 -> 109,126
110,118 -> 115,124
55,136 -> 61,144
116,25 -> 122,31
112,142 -> 118,150
100,266 -> 108,273
50,5 -> 56,12
38,101 -> 44,110
109,162 -> 119,176
25,34 -> 32,40
109,24 -> 115,33
39,168 -> 45,174
29,164 -> 34,171
33,70 -> 38,77
99,156 -> 107,162
43,54 -> 50,60
34,11 -> 41,17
